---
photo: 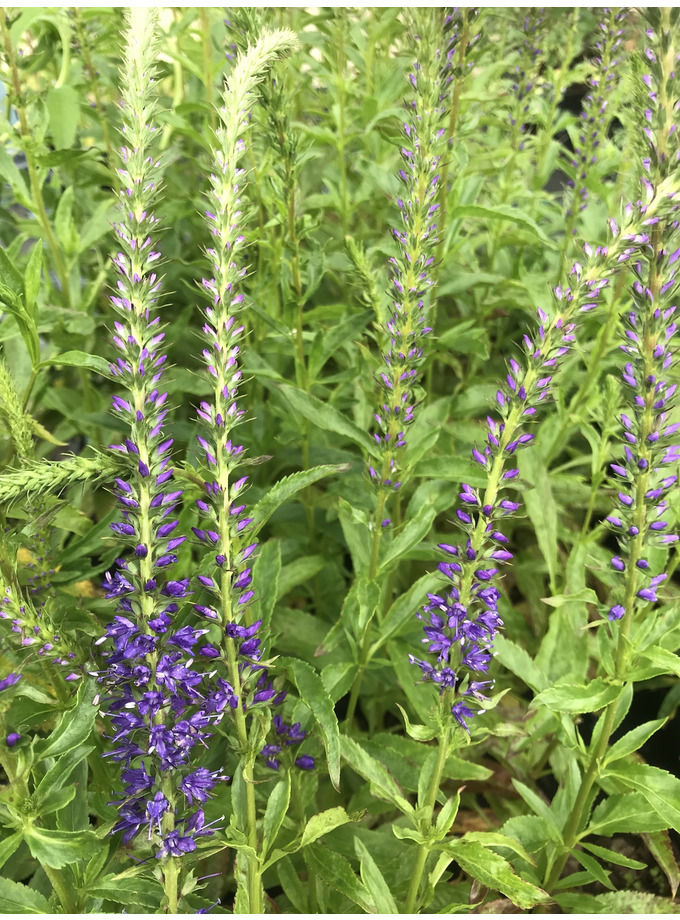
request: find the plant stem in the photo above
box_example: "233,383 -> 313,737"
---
343,488 -> 387,730
404,723 -> 451,913
43,864 -> 79,913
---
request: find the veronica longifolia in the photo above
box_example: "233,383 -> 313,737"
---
412,177 -> 680,730
98,9 -> 221,861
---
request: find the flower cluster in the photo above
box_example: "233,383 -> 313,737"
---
260,713 -> 315,772
191,32 -> 298,720
566,9 -> 627,225
98,9 -> 222,861
509,8 -> 545,148
0,581 -> 80,677
412,178 -> 680,730
605,15 -> 680,622
369,11 -> 456,499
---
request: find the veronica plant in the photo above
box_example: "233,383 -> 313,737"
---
343,8 -> 456,730
190,27 -> 304,914
96,9 -> 222,910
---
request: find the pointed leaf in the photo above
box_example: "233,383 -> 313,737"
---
252,464 -> 350,533
0,877 -> 51,913
355,836 -> 398,914
278,657 -> 340,791
275,384 -> 379,457
443,839 -> 548,909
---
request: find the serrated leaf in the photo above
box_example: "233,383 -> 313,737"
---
379,502 -> 436,573
43,350 -> 110,376
532,679 -> 621,714
340,735 -> 413,815
252,464 -> 349,533
251,539 -> 280,630
275,384 -> 378,457
0,876 -> 51,913
0,832 -> 22,871
23,242 -> 43,321
278,657 -> 340,791
87,876 -> 165,908
582,841 -> 646,870
604,718 -> 667,765
300,806 -> 353,848
463,831 -> 536,866
494,635 -> 548,693
587,793 -> 670,836
304,843 -> 376,913
262,774 -> 290,857
643,831 -> 680,898
355,836 -> 398,913
23,826 -> 100,868
442,839 -> 548,909
572,848 -> 615,890
450,203 -> 555,245
33,678 -> 97,760
605,763 -> 680,834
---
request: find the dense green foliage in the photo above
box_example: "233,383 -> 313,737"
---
0,6 -> 679,914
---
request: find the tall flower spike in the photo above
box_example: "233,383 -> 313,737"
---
370,10 -> 454,499
565,9 -> 627,230
100,8 -> 220,883
191,27 -> 299,914
509,8 -> 545,150
605,10 -> 680,626
412,171 -> 680,731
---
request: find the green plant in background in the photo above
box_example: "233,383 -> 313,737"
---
0,6 -> 680,916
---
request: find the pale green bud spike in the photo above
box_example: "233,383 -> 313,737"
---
0,356 -> 34,459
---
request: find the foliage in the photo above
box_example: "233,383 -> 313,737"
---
0,5 -> 679,915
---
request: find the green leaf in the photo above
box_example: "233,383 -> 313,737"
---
338,499 -> 371,578
300,807 -> 353,848
277,856 -> 307,912
23,242 -> 43,321
638,646 -> 680,677
230,762 -> 248,833
251,539 -> 281,630
379,502 -> 436,573
519,449 -> 558,591
42,350 -> 110,376
435,792 -> 461,838
0,877 -> 51,913
511,780 -> 561,842
604,718 -> 667,765
252,464 -> 350,533
395,703 -> 438,742
450,203 -> 554,245
494,635 -> 548,693
540,588 -> 599,608
438,319 -> 489,358
355,837 -> 398,914
0,832 -> 22,871
462,831 -> 536,866
23,826 -> 100,868
262,774 -> 291,857
308,308 -> 373,379
532,678 -> 621,714
340,735 -> 413,815
275,384 -> 378,457
373,573 -> 441,653
86,876 -> 164,909
582,841 -> 646,870
571,848 -> 615,890
604,763 -> 680,834
46,86 -> 80,150
278,657 -> 340,791
643,831 -> 680,898
587,793 -> 670,836
33,679 -> 97,760
304,843 -> 375,913
442,839 -> 548,910
277,555 -> 325,600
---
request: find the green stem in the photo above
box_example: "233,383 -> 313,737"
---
343,488 -> 387,730
43,864 -> 79,913
404,724 -> 451,913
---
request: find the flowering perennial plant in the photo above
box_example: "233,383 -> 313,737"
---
369,9 -> 454,502
97,10 -> 220,891
3,8 -> 680,917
